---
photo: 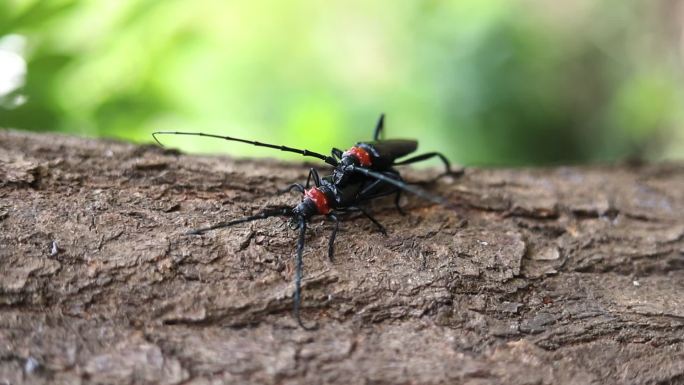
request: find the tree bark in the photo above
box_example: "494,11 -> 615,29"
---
1,130 -> 683,385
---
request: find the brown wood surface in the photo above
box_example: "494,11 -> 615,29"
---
1,130 -> 683,385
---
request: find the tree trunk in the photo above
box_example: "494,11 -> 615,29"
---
1,130 -> 683,385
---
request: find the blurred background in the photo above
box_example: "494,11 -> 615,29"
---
1,0 -> 683,166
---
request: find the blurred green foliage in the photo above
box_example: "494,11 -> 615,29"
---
1,0 -> 683,165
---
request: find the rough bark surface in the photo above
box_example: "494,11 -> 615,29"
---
0,130 -> 683,385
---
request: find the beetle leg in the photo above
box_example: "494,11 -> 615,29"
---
305,168 -> 322,189
393,152 -> 455,177
326,214 -> 340,262
372,113 -> 386,141
278,183 -> 305,195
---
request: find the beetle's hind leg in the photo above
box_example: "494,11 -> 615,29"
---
393,152 -> 460,180
343,206 -> 387,236
326,214 -> 340,262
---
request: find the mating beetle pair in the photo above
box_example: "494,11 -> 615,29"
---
153,114 -> 455,328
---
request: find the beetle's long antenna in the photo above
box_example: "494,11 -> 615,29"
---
185,206 -> 293,235
152,131 -> 338,166
350,166 -> 454,209
293,215 -> 317,330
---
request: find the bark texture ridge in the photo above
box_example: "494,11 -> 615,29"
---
1,130 -> 683,385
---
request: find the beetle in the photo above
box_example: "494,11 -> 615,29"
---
183,167 -> 449,329
152,114 -> 457,195
152,114 -> 457,328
